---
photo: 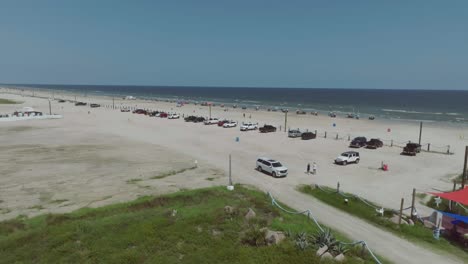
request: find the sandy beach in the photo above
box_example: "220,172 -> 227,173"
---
1,87 -> 467,263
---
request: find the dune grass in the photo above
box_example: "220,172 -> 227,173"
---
0,98 -> 18,104
150,166 -> 197,180
298,185 -> 468,260
0,185 -> 381,264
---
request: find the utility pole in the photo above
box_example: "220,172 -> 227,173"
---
398,198 -> 404,225
418,121 -> 423,145
48,100 -> 52,115
284,111 -> 288,132
112,97 -> 115,110
209,104 -> 212,119
229,154 -> 232,186
462,146 -> 468,189
410,188 -> 416,220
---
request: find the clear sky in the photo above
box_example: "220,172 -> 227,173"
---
0,1 -> 467,89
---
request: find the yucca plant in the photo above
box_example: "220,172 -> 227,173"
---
311,228 -> 337,248
330,242 -> 349,255
295,231 -> 309,251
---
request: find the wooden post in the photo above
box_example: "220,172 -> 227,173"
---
418,121 -> 423,145
450,181 -> 456,209
229,154 -> 232,186
391,140 -> 393,147
462,146 -> 468,189
398,198 -> 404,225
48,100 -> 52,115
410,188 -> 416,220
427,143 -> 431,152
348,135 -> 350,141
284,111 -> 288,132
112,97 -> 115,109
447,145 -> 450,154
325,131 -> 327,138
209,104 -> 212,119
337,182 -> 340,193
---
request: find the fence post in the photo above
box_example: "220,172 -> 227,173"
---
398,198 -> 404,225
315,130 -> 317,135
447,145 -> 450,154
348,135 -> 350,141
427,143 -> 430,152
325,131 -> 327,138
337,182 -> 340,193
410,188 -> 416,221
336,133 -> 339,140
391,140 -> 393,147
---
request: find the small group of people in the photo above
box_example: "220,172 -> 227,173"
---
307,162 -> 317,175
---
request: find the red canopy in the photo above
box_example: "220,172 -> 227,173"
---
430,187 -> 468,206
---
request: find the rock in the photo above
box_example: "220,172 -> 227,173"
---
224,206 -> 234,214
196,226 -> 203,233
245,208 -> 256,220
390,215 -> 408,225
264,230 -> 286,245
408,219 -> 415,226
335,253 -> 346,262
316,245 -> 328,256
424,220 -> 435,229
171,209 -> 177,217
211,229 -> 222,236
320,252 -> 333,261
278,217 -> 284,222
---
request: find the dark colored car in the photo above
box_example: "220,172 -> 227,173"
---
194,117 -> 206,123
402,143 -> 421,156
90,104 -> 100,108
366,138 -> 383,149
259,125 -> 277,133
133,109 -> 147,114
218,120 -> 229,126
301,132 -> 317,140
184,115 -> 197,122
159,112 -> 168,118
58,99 -> 66,103
75,102 -> 87,106
350,137 -> 367,148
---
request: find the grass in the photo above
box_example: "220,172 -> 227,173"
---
298,185 -> 468,260
0,185 -> 381,264
150,166 -> 197,180
50,199 -> 69,204
205,177 -> 215,181
0,98 -> 18,104
27,205 -> 45,210
426,196 -> 468,216
126,178 -> 143,184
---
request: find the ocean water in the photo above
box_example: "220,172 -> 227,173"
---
5,84 -> 468,123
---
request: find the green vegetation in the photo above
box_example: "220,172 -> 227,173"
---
426,196 -> 468,217
0,185 -> 380,264
126,178 -> 143,184
50,199 -> 69,204
205,177 -> 215,181
298,185 -> 468,260
0,98 -> 18,104
150,166 -> 197,180
27,205 -> 45,210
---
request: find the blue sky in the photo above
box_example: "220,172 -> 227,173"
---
0,1 -> 467,89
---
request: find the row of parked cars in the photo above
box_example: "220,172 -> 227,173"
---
288,129 -> 317,140
131,109 -> 180,119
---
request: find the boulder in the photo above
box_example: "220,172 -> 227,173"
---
171,209 -> 177,217
390,215 -> 408,225
320,252 -> 333,261
264,230 -> 286,245
316,245 -> 328,256
224,206 -> 234,214
245,208 -> 256,220
335,253 -> 346,262
408,219 -> 415,226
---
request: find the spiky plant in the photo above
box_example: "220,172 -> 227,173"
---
311,228 -> 337,248
295,232 -> 309,251
330,242 -> 349,255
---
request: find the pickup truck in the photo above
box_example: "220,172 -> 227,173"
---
259,125 -> 277,133
204,118 -> 219,125
288,129 -> 302,138
223,121 -> 237,128
240,122 -> 258,131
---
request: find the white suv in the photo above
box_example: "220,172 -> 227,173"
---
335,151 -> 360,165
256,157 -> 288,178
240,122 -> 258,131
204,118 -> 219,125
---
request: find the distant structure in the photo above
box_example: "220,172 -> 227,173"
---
123,96 -> 136,100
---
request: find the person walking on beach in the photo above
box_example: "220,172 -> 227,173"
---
306,163 -> 310,174
312,162 -> 317,175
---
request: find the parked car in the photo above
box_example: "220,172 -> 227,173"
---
184,115 -> 197,122
90,104 -> 100,108
296,110 -> 306,115
133,109 -> 147,114
159,112 -> 168,118
256,157 -> 288,178
223,121 -> 237,128
168,113 -> 180,119
366,138 -> 383,149
58,99 -> 66,103
369,115 -> 375,120
204,118 -> 219,125
121,108 -> 131,112
335,151 -> 360,165
194,117 -> 206,123
402,143 -> 421,156
240,122 -> 258,131
301,132 -> 317,140
259,125 -> 277,133
75,102 -> 87,106
218,119 -> 229,126
288,129 -> 302,138
329,112 -> 337,118
349,137 -> 367,148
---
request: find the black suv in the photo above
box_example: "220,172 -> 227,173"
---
259,125 -> 277,133
366,138 -> 383,149
350,137 -> 367,148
